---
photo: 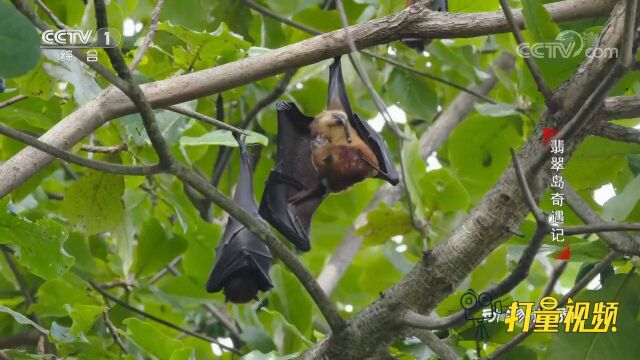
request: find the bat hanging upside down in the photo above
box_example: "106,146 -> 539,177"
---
206,135 -> 273,304
259,57 -> 399,251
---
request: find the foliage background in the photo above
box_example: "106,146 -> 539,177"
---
0,0 -> 639,359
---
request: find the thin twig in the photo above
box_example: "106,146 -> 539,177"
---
499,0 -> 556,109
80,144 -> 128,154
510,148 -> 546,223
35,0 -> 67,29
0,95 -> 27,110
88,280 -> 242,354
0,122 -> 163,175
102,311 -> 128,354
129,0 -> 165,70
165,105 -> 249,135
563,223 -> 640,235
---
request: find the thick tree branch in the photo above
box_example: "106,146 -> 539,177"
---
0,123 -> 163,175
564,183 -> 640,255
592,122 -> 640,143
415,330 -> 459,360
0,0 -> 617,197
603,94 -> 640,120
499,0 -> 556,109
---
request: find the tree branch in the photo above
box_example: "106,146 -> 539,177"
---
603,94 -> 640,120
414,330 -> 459,360
102,311 -> 128,354
499,0 -> 556,109
165,105 -> 249,135
0,122 -> 163,175
88,280 -> 241,354
1,0 -> 617,197
245,0 -> 500,104
620,0 -> 639,68
129,0 -> 164,71
564,183 -> 640,255
0,95 -> 27,110
591,122 -> 640,143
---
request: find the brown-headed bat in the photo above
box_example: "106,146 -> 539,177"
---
402,0 -> 448,53
259,57 -> 399,252
206,136 -> 273,303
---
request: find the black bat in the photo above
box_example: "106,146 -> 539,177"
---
259,57 -> 399,252
206,136 -> 273,303
402,0 -> 449,53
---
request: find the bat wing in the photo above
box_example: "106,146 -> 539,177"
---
327,57 -> 400,185
206,227 -> 273,293
206,137 -> 273,293
259,102 -> 328,252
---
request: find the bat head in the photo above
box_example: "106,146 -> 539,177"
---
310,110 -> 352,146
223,269 -> 260,304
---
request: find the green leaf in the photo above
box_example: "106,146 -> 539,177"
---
269,265 -> 313,352
448,115 -> 523,198
602,175 -> 640,222
400,137 -> 427,221
64,304 -> 105,337
521,0 -> 560,43
13,62 -> 54,99
0,211 -> 73,280
627,154 -> 640,176
0,305 -> 48,334
474,102 -> 519,117
357,203 -> 413,246
180,129 -> 268,148
30,279 -> 97,317
169,347 -> 196,360
547,273 -> 640,360
61,170 -> 125,235
124,318 -> 183,360
133,218 -> 188,277
0,2 -> 41,78
387,68 -> 437,120
420,168 -> 470,213
49,321 -> 85,344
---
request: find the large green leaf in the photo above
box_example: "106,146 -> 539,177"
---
387,68 -> 438,120
0,2 -> 41,78
133,218 -> 188,277
521,0 -> 560,43
0,305 -> 48,334
30,279 -> 98,317
547,273 -> 640,360
0,209 -> 73,280
124,318 -> 185,360
180,129 -> 268,148
61,170 -> 125,235
602,175 -> 640,222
